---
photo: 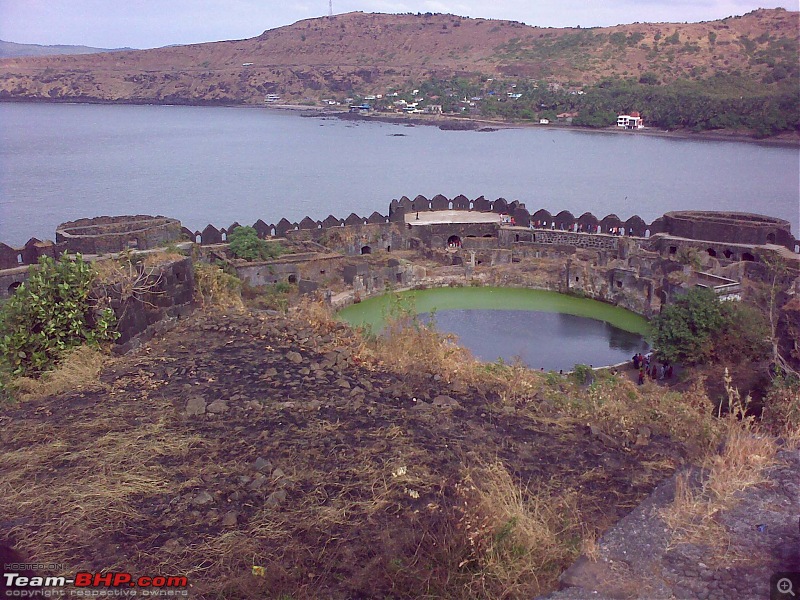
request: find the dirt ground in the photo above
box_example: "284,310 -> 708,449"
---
0,307 -> 700,599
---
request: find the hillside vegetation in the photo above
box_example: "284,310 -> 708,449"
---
0,9 -> 797,135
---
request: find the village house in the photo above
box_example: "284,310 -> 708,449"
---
617,112 -> 645,129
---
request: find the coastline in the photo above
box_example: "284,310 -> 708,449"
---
305,107 -> 800,148
1,97 -> 798,147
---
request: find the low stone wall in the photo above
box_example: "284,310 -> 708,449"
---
0,266 -> 30,299
104,257 -> 195,354
523,230 -> 622,251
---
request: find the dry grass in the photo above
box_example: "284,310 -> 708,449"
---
660,370 -> 781,562
375,315 -> 475,376
0,416 -> 204,571
457,462 -> 584,598
761,382 -> 800,442
193,262 -> 243,310
9,345 -> 109,401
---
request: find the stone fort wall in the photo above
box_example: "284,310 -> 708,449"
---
1,196 -> 797,277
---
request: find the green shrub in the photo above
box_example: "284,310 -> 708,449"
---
571,364 -> 593,385
0,255 -> 118,377
228,226 -> 286,261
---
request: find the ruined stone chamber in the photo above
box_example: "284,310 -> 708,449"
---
660,211 -> 795,249
56,215 -> 183,254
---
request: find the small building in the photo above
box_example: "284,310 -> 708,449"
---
349,104 -> 371,113
539,118 -> 550,125
264,94 -> 280,103
617,112 -> 644,129
424,105 -> 442,114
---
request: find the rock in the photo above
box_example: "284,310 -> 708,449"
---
265,489 -> 287,508
559,556 -> 629,597
589,423 -> 621,449
207,399 -> 229,414
261,367 -> 278,378
635,425 -> 652,447
254,457 -> 273,472
221,510 -> 238,527
272,467 -> 286,480
192,491 -> 214,506
184,396 -> 207,417
450,380 -> 469,394
287,351 -> 303,364
432,395 -> 460,408
336,378 -> 351,389
248,474 -> 268,491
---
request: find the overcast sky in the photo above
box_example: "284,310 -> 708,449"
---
0,0 -> 794,49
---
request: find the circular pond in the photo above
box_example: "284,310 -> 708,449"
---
338,287 -> 650,372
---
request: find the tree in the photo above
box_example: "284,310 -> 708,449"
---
652,287 -> 770,366
651,288 -> 725,365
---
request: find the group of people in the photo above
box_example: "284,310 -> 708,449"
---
500,214 -> 516,225
633,352 -> 673,385
530,220 -> 631,235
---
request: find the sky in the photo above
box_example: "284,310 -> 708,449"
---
0,0 -> 794,49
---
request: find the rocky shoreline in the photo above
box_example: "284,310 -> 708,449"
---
2,96 -> 797,146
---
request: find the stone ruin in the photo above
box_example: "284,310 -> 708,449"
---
56,215 -> 183,254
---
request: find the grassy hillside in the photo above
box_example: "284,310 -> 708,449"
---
0,9 -> 796,135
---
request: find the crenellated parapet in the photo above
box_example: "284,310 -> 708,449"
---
0,238 -> 62,271
2,197 -> 798,266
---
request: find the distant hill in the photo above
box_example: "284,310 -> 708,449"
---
0,9 -> 796,135
0,39 -> 135,58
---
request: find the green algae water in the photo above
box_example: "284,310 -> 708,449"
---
339,287 -> 650,371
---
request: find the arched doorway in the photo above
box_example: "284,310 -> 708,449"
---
8,282 -> 22,295
707,248 -> 717,257
361,246 -> 372,255
447,235 -> 462,248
